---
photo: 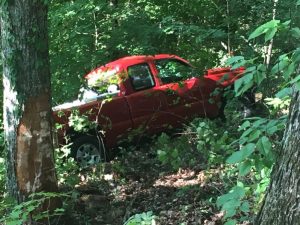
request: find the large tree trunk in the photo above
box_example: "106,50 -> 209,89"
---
255,88 -> 300,224
0,0 -> 58,206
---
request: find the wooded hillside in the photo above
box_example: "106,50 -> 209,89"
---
1,0 -> 300,224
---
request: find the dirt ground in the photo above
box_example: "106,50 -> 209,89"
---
63,145 -> 226,225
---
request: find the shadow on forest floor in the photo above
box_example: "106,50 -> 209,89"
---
59,143 -> 226,225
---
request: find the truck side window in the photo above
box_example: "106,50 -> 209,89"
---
128,63 -> 155,91
155,59 -> 197,84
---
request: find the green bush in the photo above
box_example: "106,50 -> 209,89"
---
155,117 -> 238,171
0,192 -> 67,225
217,116 -> 286,224
55,144 -> 81,187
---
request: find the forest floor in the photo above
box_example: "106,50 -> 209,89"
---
65,142 -> 228,225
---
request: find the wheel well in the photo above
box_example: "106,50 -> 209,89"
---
66,127 -> 111,162
65,127 -> 102,142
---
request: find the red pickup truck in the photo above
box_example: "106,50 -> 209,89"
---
53,54 -> 244,167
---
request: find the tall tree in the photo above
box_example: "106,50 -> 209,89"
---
255,87 -> 300,224
0,0 -> 58,206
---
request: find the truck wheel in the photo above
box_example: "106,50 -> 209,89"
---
70,135 -> 106,167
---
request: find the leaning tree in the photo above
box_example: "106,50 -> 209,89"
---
0,0 -> 58,209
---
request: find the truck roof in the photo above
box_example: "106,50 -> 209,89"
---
84,54 -> 188,80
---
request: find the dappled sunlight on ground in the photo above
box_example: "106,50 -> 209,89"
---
154,169 -> 207,188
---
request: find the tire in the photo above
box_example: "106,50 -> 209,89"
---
70,134 -> 107,167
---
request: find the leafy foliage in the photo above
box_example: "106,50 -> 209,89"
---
248,20 -> 281,42
49,0 -> 268,103
0,192 -> 67,225
155,117 -> 237,171
68,110 -> 97,133
215,8 -> 300,222
55,143 -> 81,187
217,184 -> 249,220
124,211 -> 156,225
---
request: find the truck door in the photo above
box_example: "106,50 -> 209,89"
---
154,58 -> 220,126
124,62 -> 170,134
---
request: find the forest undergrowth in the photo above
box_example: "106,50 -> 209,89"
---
0,97 -> 280,225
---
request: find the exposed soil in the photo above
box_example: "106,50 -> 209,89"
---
61,145 -> 227,225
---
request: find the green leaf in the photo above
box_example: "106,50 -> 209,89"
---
254,64 -> 267,85
54,208 -> 65,213
237,181 -> 246,188
275,87 -> 291,98
239,160 -> 252,176
221,198 -> 240,211
248,130 -> 261,142
297,0 -> 300,6
289,74 -> 300,84
26,205 -> 36,212
296,81 -> 300,91
231,60 -> 246,70
6,220 -> 23,225
171,149 -> 178,158
266,120 -> 281,135
241,128 -> 254,138
240,201 -> 250,213
271,56 -> 289,76
249,20 -> 280,40
265,27 -> 277,42
257,136 -> 272,156
291,27 -> 300,38
226,150 -> 243,164
217,186 -> 245,208
292,48 -> 300,63
227,143 -> 255,164
231,186 -> 245,198
234,73 -> 254,96
157,150 -> 167,162
249,26 -> 267,40
226,56 -> 244,66
239,121 -> 251,131
282,20 -> 291,26
224,220 -> 237,225
252,118 -> 267,127
279,53 -> 288,60
224,207 -> 237,219
284,63 -> 296,80
245,66 -> 257,73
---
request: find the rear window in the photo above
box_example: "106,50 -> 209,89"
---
86,68 -> 120,95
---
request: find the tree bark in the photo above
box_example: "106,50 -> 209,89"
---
0,0 -> 58,208
255,88 -> 300,224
